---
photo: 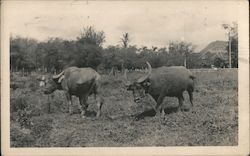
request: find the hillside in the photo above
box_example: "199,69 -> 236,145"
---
199,40 -> 228,59
200,40 -> 227,54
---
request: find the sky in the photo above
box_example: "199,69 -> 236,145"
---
4,0 -> 239,51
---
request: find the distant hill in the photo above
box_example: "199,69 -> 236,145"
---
188,40 -> 229,68
199,40 -> 228,59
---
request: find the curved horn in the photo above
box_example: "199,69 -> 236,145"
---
58,75 -> 65,83
52,71 -> 64,79
123,69 -> 132,87
137,61 -> 152,83
123,69 -> 128,80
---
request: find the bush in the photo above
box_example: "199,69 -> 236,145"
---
30,117 -> 53,138
17,109 -> 32,128
10,96 -> 33,128
10,124 -> 35,147
29,82 -> 39,92
10,96 -> 28,113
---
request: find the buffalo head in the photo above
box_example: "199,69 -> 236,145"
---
125,62 -> 152,103
43,71 -> 64,94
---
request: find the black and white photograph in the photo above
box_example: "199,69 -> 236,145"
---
1,0 -> 249,155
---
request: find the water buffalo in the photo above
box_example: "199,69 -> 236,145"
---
125,62 -> 195,117
43,67 -> 104,118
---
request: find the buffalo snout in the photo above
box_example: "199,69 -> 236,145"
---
43,89 -> 50,94
43,87 -> 56,94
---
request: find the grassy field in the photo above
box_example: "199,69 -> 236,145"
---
10,69 -> 238,147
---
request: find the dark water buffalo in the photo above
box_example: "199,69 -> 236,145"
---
44,67 -> 104,118
125,62 -> 195,117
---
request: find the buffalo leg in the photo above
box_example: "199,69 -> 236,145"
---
178,95 -> 184,111
155,94 -> 165,116
187,89 -> 193,107
95,95 -> 104,118
93,84 -> 104,117
160,107 -> 165,117
65,92 -> 73,115
79,96 -> 88,118
148,94 -> 158,109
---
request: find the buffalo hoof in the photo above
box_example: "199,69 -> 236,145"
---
180,106 -> 190,112
154,112 -> 162,118
133,114 -> 145,121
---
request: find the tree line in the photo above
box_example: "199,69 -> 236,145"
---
10,25 -> 238,74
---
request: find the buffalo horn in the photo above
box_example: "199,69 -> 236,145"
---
123,69 -> 132,86
137,61 -> 152,83
58,75 -> 65,83
52,71 -> 64,79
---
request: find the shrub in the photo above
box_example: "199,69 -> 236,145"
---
30,117 -> 53,138
10,96 -> 33,128
10,124 -> 35,147
10,96 -> 28,113
29,82 -> 38,92
17,109 -> 32,128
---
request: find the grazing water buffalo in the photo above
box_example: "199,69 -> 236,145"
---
125,62 -> 195,117
43,67 -> 104,118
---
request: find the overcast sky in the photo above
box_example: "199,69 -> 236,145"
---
4,0 -> 239,51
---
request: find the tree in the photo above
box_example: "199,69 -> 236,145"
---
222,22 -> 238,68
120,33 -> 130,48
168,41 -> 195,67
157,48 -> 169,67
10,36 -> 38,72
75,26 -> 105,69
186,52 -> 203,69
74,43 -> 103,69
121,45 -> 138,69
77,26 -> 105,46
231,35 -> 238,68
214,57 -> 227,68
37,38 -> 65,73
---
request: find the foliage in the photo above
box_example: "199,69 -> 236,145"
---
30,117 -> 53,138
73,42 -> 103,69
10,124 -> 35,147
10,96 -> 28,113
214,57 -> 227,68
10,24 -> 238,72
231,35 -> 238,68
10,36 -> 38,71
222,22 -> 238,68
168,41 -> 195,67
77,26 -> 105,46
120,33 -> 130,48
17,109 -> 32,128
